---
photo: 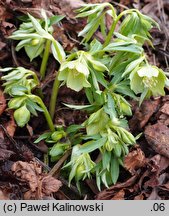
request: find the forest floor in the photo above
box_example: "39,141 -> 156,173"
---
0,0 -> 169,200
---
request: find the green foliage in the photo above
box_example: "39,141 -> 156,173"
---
1,3 -> 168,192
9,10 -> 65,63
0,67 -> 54,131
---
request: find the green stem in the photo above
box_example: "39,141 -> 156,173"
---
103,9 -> 136,48
40,40 -> 51,79
29,95 -> 55,132
49,71 -> 60,120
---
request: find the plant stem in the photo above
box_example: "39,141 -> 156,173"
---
49,71 -> 60,119
40,99 -> 55,132
103,9 -> 135,48
29,95 -> 55,131
40,40 -> 51,79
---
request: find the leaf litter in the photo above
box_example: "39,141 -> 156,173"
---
0,0 -> 169,200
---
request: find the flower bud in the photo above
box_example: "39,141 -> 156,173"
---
31,39 -> 40,46
75,164 -> 85,181
14,105 -> 30,127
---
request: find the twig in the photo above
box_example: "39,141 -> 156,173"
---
49,149 -> 71,176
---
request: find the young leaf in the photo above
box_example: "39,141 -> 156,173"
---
77,137 -> 107,154
111,155 -> 120,184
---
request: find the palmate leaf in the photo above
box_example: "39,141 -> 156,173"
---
77,3 -> 117,43
28,13 -> 51,39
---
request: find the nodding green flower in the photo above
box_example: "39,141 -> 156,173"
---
63,145 -> 95,190
130,65 -> 166,99
83,108 -> 109,135
58,59 -> 91,92
0,67 -> 39,96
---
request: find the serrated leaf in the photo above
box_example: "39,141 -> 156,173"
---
28,13 -> 49,37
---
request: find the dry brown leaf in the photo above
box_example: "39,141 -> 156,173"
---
124,146 -> 146,174
144,122 -> 169,158
96,174 -> 139,200
129,99 -> 160,132
4,111 -> 16,137
0,90 -> 6,116
0,189 -> 9,200
41,175 -> 62,196
111,189 -> 125,200
11,161 -> 62,199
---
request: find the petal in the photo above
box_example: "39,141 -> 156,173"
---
130,71 -> 144,94
137,66 -> 159,78
150,71 -> 166,96
67,61 -> 76,69
58,68 -> 68,81
76,62 -> 90,76
83,77 -> 91,88
66,70 -> 84,91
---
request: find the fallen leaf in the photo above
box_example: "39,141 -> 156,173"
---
134,193 -> 144,200
129,98 -> 160,132
111,189 -> 125,200
0,90 -> 6,116
0,189 -> 9,200
95,174 -> 139,200
147,188 -> 161,200
11,161 -> 62,199
159,103 -> 169,115
124,146 -> 146,174
144,122 -> 169,158
41,175 -> 62,196
4,110 -> 16,137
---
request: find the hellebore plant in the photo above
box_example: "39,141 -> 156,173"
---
0,3 -> 168,191
9,10 -> 65,79
0,67 -> 55,131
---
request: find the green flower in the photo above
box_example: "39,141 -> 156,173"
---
58,60 -> 91,91
63,145 -> 95,190
14,105 -> 30,127
83,108 -> 109,135
130,65 -> 166,98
